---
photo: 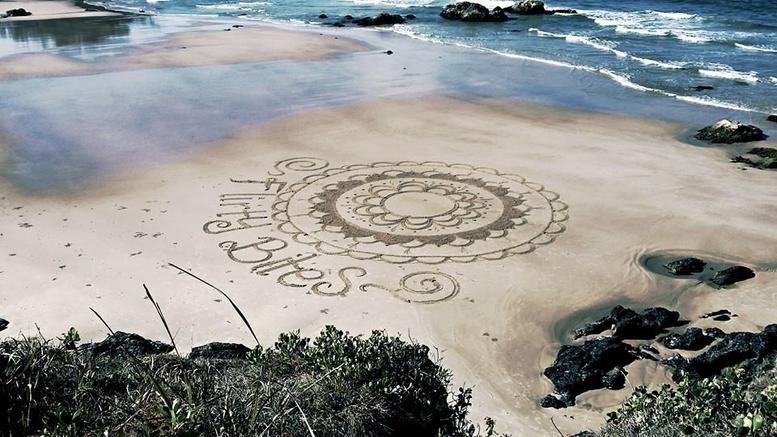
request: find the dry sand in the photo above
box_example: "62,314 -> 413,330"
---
0,23 -> 369,80
2,94 -> 776,434
0,0 -> 119,20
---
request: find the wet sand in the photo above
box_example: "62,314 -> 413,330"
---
1,19 -> 777,436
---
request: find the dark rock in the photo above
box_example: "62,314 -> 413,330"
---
319,13 -> 328,19
5,8 -> 32,17
549,9 -> 577,14
354,13 -> 405,26
664,257 -> 706,275
344,14 -> 353,20
733,147 -> 777,169
406,14 -> 416,19
713,315 -> 731,321
768,114 -> 777,123
440,2 -> 508,22
658,327 -> 717,351
385,50 -> 393,55
692,85 -> 714,91
232,24 -> 243,28
0,318 -> 8,332
78,331 -> 174,356
574,305 -> 686,340
695,119 -> 765,144
602,367 -> 626,390
543,337 -> 640,406
540,394 -> 566,409
570,432 -> 596,437
701,309 -> 732,319
333,22 -> 345,27
189,342 -> 251,360
710,265 -> 755,286
704,327 -> 726,338
504,0 -> 545,14
673,324 -> 777,378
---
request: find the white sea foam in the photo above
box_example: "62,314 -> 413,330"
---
699,68 -> 759,83
346,0 -> 437,7
735,43 -> 777,53
768,77 -> 777,85
528,28 -> 627,57
674,95 -> 754,112
631,56 -> 685,70
615,26 -> 669,37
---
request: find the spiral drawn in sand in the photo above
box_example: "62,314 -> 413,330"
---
268,157 -> 330,176
360,271 -> 460,304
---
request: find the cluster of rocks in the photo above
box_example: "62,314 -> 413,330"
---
440,0 -> 576,22
78,331 -> 252,360
662,256 -> 756,287
733,147 -> 777,169
2,8 -> 32,18
695,119 -> 765,144
541,304 -> 777,408
324,12 -> 412,27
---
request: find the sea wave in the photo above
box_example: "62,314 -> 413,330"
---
735,43 -> 777,53
528,28 -> 627,57
631,56 -> 686,70
699,68 -> 759,83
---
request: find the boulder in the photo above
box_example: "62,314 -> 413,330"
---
543,337 -> 640,406
694,119 -> 765,144
733,147 -> 777,169
318,13 -> 328,19
692,85 -> 714,91
0,318 -> 8,332
406,14 -> 416,19
5,8 -> 32,17
353,13 -> 405,26
664,257 -> 706,275
78,331 -> 174,356
701,309 -> 732,319
710,265 -> 755,287
658,327 -> 717,351
666,325 -> 777,378
540,394 -> 566,409
440,2 -> 508,22
570,432 -> 596,437
574,305 -> 686,340
505,0 -> 545,14
704,327 -> 726,338
768,114 -> 777,123
189,342 -> 251,360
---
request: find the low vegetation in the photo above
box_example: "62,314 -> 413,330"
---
0,325 -> 506,436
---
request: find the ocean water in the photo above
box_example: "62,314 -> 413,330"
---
82,0 -> 777,114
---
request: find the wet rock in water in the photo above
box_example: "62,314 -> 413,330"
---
318,13 -> 328,19
385,50 -> 393,55
440,2 -> 508,22
406,14 -> 416,19
354,12 -> 405,26
189,342 -> 251,360
543,337 -> 640,406
666,325 -> 777,378
333,22 -> 345,27
692,85 -> 714,91
695,119 -> 765,144
540,394 -> 566,409
664,257 -> 706,275
344,14 -> 353,20
550,9 -> 577,14
504,0 -> 546,14
0,318 -> 8,332
78,331 -> 174,356
768,114 -> 777,123
4,8 -> 32,17
574,305 -> 686,340
658,327 -> 717,351
701,309 -> 732,319
710,265 -> 755,287
733,147 -> 777,169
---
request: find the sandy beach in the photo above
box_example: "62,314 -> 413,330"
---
1,11 -> 777,436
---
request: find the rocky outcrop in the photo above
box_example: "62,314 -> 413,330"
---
4,8 -> 32,17
543,337 -> 640,406
665,325 -> 777,378
78,331 -> 174,356
0,318 -> 8,332
353,13 -> 405,26
503,1 -> 576,15
540,394 -> 566,409
574,305 -> 686,340
694,119 -> 765,144
440,2 -> 508,22
190,342 -> 251,360
664,257 -> 706,275
658,327 -> 718,351
733,147 -> 777,169
767,114 -> 777,123
710,266 -> 755,287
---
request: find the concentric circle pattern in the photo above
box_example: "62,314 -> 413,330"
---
272,161 -> 567,264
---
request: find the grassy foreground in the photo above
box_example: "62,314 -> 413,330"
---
0,325 -> 506,436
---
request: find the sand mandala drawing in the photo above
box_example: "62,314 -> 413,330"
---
203,158 -> 568,303
272,161 -> 568,264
